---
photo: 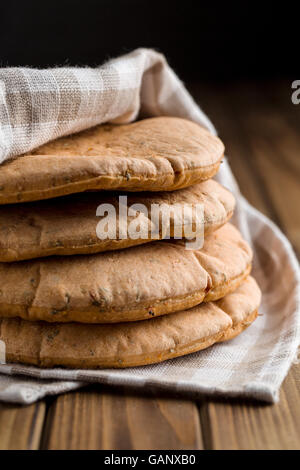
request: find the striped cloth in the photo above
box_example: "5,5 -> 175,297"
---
0,48 -> 299,404
0,48 -> 212,164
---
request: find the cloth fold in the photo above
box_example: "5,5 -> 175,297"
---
0,48 -> 299,404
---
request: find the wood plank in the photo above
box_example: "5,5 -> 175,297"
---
199,365 -> 300,450
42,389 -> 203,450
0,401 -> 46,450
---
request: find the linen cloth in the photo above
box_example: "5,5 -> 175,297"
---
0,48 -> 299,404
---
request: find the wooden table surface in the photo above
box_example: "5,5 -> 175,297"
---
0,81 -> 299,450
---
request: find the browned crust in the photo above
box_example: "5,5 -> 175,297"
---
0,210 -> 231,263
1,277 -> 261,369
0,224 -> 253,324
0,264 -> 251,324
0,162 -> 222,205
0,117 -> 224,204
0,266 -> 250,325
204,263 -> 251,302
218,309 -> 258,343
0,180 -> 235,262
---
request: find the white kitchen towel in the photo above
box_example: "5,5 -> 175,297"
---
0,48 -> 299,404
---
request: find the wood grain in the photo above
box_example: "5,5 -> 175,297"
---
42,389 -> 203,450
0,401 -> 45,450
199,365 -> 300,450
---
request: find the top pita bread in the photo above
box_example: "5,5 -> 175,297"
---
0,117 -> 224,204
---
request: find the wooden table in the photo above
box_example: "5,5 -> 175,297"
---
0,81 -> 299,450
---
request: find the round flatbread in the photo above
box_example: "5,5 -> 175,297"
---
0,224 -> 252,323
0,277 -> 261,368
0,117 -> 224,204
0,179 -> 235,262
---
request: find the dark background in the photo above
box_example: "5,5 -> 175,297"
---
0,0 -> 299,81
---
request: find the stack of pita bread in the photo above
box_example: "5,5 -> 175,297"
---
0,117 -> 261,368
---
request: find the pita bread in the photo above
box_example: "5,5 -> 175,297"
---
0,277 -> 261,368
0,179 -> 234,262
0,117 -> 224,204
0,224 -> 252,323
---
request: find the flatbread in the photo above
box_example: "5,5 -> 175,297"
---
0,277 -> 261,368
0,179 -> 235,262
0,224 -> 252,323
0,117 -> 224,204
